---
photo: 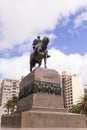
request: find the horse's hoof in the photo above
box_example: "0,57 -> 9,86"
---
47,55 -> 50,58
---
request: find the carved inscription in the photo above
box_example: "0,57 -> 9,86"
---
43,76 -> 54,79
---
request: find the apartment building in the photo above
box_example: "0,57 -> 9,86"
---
0,78 -> 20,114
62,71 -> 83,110
0,89 -> 1,106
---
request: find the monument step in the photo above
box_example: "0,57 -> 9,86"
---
32,106 -> 67,112
20,110 -> 86,128
1,110 -> 86,128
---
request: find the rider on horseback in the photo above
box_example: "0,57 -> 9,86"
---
30,36 -> 50,72
33,36 -> 41,52
33,36 -> 50,58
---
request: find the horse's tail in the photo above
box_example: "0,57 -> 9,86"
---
30,53 -> 33,62
29,53 -> 33,72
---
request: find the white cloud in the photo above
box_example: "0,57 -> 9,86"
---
0,53 -> 30,82
74,12 -> 87,28
47,48 -> 87,85
0,0 -> 87,50
0,48 -> 87,86
0,0 -> 87,87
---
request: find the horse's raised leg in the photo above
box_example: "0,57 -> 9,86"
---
38,61 -> 41,68
30,64 -> 32,72
44,57 -> 47,68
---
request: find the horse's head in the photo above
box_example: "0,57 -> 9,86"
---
43,37 -> 49,45
40,37 -> 49,51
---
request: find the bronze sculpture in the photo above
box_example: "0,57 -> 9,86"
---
30,36 -> 50,72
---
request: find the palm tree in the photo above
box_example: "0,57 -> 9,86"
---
5,100 -> 13,114
69,104 -> 80,114
5,96 -> 19,114
77,95 -> 87,116
69,95 -> 87,116
11,96 -> 19,112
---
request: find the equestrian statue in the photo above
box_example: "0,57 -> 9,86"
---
30,36 -> 50,72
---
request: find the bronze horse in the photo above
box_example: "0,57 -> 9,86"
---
30,37 -> 50,72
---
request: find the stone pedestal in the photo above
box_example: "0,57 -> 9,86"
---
17,93 -> 65,112
19,68 -> 61,100
1,68 -> 87,128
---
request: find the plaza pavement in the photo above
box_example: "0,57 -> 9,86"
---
0,128 -> 87,130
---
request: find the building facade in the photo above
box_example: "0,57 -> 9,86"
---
0,89 -> 2,106
0,78 -> 20,114
62,71 -> 83,110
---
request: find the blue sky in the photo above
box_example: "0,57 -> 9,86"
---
53,23 -> 87,55
1,12 -> 87,58
0,0 -> 87,85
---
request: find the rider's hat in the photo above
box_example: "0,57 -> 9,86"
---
37,36 -> 40,39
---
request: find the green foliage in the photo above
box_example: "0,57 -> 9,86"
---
5,100 -> 13,114
77,95 -> 87,115
12,96 -> 19,107
69,95 -> 87,116
69,104 -> 80,113
11,96 -> 19,112
5,96 -> 19,114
